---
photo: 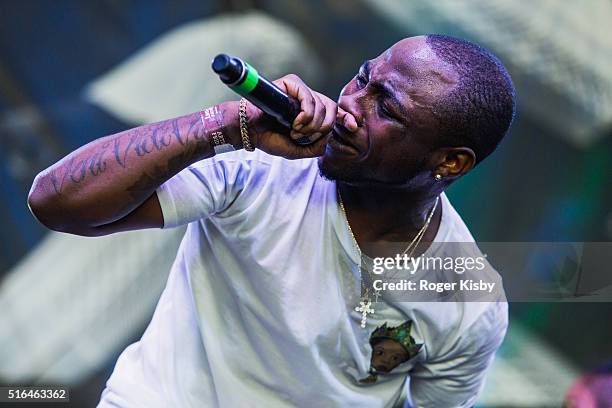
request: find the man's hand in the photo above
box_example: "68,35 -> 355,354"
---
246,74 -> 357,160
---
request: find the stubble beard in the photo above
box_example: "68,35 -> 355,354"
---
317,156 -> 363,182
317,155 -> 429,190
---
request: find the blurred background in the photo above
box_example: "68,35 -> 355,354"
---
1,0 -> 611,407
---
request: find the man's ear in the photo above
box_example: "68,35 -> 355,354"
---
429,147 -> 476,179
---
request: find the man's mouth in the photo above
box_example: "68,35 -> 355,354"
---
328,125 -> 359,154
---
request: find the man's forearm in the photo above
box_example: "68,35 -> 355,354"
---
28,101 -> 242,231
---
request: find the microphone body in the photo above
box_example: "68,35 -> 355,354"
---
212,54 -> 310,145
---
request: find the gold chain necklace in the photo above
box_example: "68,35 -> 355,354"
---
337,187 -> 439,328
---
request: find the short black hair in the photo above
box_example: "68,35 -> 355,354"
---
425,34 -> 516,164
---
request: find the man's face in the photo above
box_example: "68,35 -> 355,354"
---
318,36 -> 458,187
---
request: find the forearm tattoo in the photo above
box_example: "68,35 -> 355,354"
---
49,107 -> 226,199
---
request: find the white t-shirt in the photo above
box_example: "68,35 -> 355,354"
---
98,150 -> 507,408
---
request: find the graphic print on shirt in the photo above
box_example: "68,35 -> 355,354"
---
360,320 -> 422,384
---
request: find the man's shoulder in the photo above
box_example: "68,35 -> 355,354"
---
199,150 -> 320,191
190,150 -> 326,218
461,300 -> 508,340
437,193 -> 506,306
407,300 -> 507,364
417,194 -> 508,355
438,193 -> 477,243
204,149 -> 318,174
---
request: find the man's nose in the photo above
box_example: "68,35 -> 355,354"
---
380,356 -> 394,366
338,94 -> 364,128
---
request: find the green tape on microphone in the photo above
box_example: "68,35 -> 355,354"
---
231,63 -> 259,97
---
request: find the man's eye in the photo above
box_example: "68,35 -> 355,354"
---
379,102 -> 393,118
355,73 -> 367,88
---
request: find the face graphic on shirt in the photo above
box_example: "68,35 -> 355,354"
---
370,338 -> 410,373
360,320 -> 422,384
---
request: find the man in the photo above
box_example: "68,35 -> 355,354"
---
28,34 -> 515,407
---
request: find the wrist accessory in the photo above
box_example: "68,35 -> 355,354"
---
239,98 -> 255,152
200,106 -> 234,154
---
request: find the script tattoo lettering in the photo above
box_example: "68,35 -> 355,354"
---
50,158 -> 74,194
113,133 -> 136,168
125,136 -> 209,201
171,118 -> 185,145
50,142 -> 110,194
50,110 -> 220,196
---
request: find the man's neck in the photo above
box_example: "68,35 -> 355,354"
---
338,182 -> 442,247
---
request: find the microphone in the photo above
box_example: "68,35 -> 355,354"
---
212,54 -> 311,145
